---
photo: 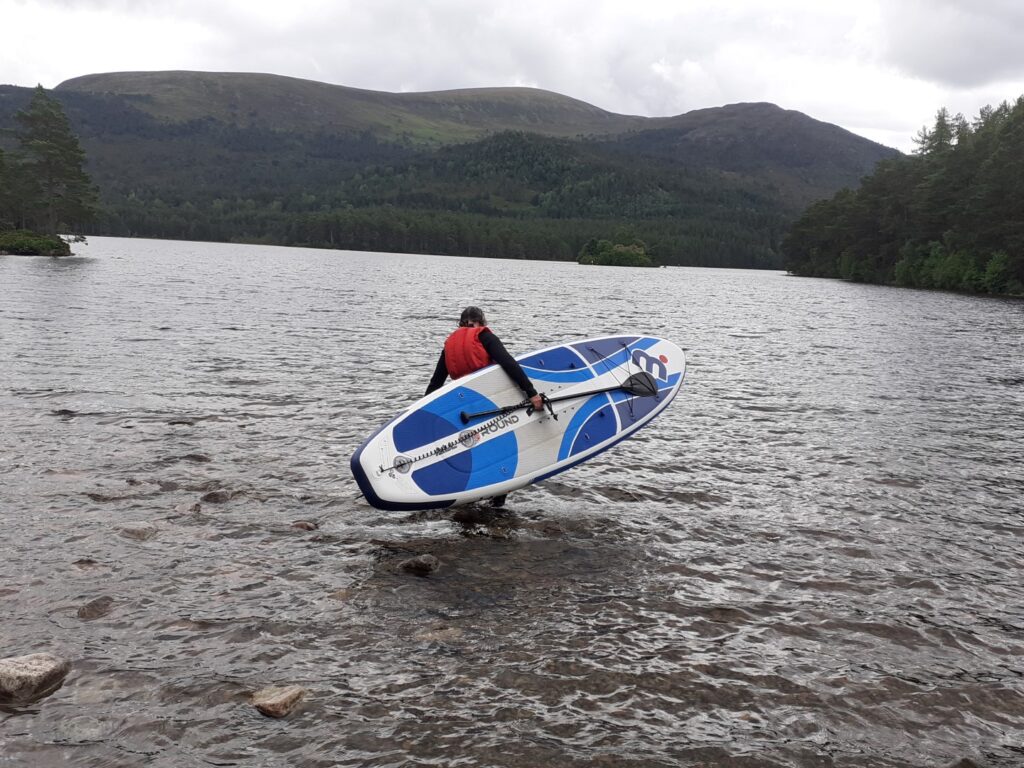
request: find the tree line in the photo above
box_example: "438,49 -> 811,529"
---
782,97 -> 1024,295
84,127 -> 786,268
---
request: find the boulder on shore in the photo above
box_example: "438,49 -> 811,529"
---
252,685 -> 305,718
0,653 -> 71,704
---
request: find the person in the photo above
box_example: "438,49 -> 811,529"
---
425,306 -> 543,507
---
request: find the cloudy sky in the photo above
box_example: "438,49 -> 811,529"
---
4,0 -> 1024,151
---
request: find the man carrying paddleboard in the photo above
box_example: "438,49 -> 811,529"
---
425,306 -> 544,507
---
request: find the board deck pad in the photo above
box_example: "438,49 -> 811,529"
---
351,335 -> 685,510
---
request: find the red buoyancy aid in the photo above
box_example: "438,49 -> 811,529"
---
444,326 -> 493,379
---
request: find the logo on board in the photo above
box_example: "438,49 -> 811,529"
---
631,350 -> 668,381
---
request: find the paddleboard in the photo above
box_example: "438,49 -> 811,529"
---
350,334 -> 685,511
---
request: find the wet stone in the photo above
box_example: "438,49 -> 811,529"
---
451,507 -> 495,526
54,715 -> 114,742
201,490 -> 232,503
399,554 -> 440,576
77,596 -> 115,620
0,653 -> 71,704
118,522 -> 157,541
414,625 -> 464,643
252,685 -> 305,718
529,520 -> 566,537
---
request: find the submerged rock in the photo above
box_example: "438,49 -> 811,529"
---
77,596 -> 115,620
0,653 -> 71,704
414,625 -> 464,643
201,489 -> 233,503
118,522 -> 157,541
291,520 -> 318,531
527,520 -> 565,537
399,554 -> 440,576
174,502 -> 202,515
252,685 -> 305,718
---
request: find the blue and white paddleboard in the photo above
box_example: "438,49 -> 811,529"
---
351,335 -> 685,511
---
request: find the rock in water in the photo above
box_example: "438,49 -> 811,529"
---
291,520 -> 318,531
0,653 -> 71,704
399,554 -> 440,576
414,625 -> 464,643
201,489 -> 232,503
77,596 -> 115,620
252,685 -> 305,718
118,522 -> 157,541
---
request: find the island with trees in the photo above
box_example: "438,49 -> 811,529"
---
577,236 -> 657,267
0,86 -> 96,255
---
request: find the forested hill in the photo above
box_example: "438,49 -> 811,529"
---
782,98 -> 1024,294
0,71 -> 897,267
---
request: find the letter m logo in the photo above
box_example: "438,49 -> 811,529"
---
632,350 -> 668,381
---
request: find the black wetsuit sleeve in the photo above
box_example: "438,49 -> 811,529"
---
425,351 -> 448,396
479,330 -> 538,398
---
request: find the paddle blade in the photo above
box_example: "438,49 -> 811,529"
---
622,371 -> 659,397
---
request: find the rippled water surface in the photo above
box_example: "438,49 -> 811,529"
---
2,237 -> 1023,767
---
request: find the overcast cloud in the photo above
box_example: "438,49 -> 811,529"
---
3,0 -> 1024,151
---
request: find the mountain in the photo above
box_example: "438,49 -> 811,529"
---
0,71 -> 899,267
599,102 -> 898,208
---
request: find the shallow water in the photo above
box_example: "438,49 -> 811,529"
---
1,237 -> 1023,767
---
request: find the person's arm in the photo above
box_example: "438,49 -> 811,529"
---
479,330 -> 537,398
425,351 -> 448,396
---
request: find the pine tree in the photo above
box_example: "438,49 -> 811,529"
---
913,107 -> 955,156
0,149 -> 12,228
13,85 -> 97,234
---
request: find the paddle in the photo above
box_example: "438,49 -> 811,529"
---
459,371 -> 659,424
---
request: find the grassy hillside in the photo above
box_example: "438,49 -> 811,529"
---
57,71 -> 650,143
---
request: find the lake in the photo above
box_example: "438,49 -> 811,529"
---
1,236 -> 1023,767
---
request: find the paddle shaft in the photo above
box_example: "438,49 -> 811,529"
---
459,377 -> 655,424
